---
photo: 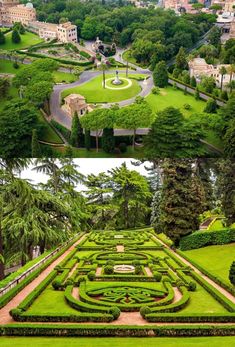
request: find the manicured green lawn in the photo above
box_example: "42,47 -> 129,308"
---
0,59 -> 23,73
146,87 -> 223,150
146,87 -> 206,117
183,243 -> 235,286
2,31 -> 43,50
38,113 -> 64,144
27,284 -> 77,314
208,219 -> 225,231
61,73 -> 143,103
0,337 -> 235,347
53,70 -> 77,84
181,282 -> 227,313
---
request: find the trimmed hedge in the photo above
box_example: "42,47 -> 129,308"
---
142,313 -> 235,323
1,324 -> 235,337
179,228 -> 235,251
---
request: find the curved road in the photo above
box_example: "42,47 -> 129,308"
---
50,68 -> 153,130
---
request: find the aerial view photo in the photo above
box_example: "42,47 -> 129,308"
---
0,0 -> 234,346
0,0 -> 235,158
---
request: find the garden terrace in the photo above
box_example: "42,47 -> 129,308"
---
0,228 -> 235,337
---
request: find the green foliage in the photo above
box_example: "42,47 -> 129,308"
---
0,29 -> 5,45
70,112 -> 84,148
175,47 -> 188,71
229,261 -> 235,286
204,98 -> 217,113
12,28 -> 21,44
31,129 -> 42,157
84,129 -> 91,151
153,61 -> 168,88
224,120 -> 235,157
102,128 -> 115,153
179,228 -> 235,250
104,265 -> 114,274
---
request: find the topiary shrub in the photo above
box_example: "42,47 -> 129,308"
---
104,265 -> 114,274
109,306 -> 121,319
153,271 -> 162,282
135,265 -> 142,275
88,271 -> 96,281
77,276 -> 86,285
229,261 -> 235,285
188,281 -> 197,291
183,103 -> 191,110
52,279 -> 63,290
140,306 -> 151,318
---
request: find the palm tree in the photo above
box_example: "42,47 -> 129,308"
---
219,66 -> 227,90
99,60 -> 109,89
227,64 -> 235,93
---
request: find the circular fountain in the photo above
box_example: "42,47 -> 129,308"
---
113,264 -> 135,273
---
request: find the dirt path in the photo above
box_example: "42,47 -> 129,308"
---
144,267 -> 153,277
116,245 -> 124,252
0,234 -> 86,325
96,267 -> 102,276
172,287 -> 182,303
153,236 -> 235,304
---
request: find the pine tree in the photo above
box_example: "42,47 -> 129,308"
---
229,261 -> 235,285
64,145 -> 73,157
0,30 -> 5,45
70,112 -> 84,147
175,47 -> 188,71
12,29 -> 21,44
159,159 -> 204,246
85,129 -> 91,150
31,129 -> 41,157
102,128 -> 115,153
153,61 -> 168,88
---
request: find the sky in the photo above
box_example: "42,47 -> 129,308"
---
21,159 -> 151,188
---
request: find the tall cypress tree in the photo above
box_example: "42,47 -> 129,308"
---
102,128 -> 115,153
159,159 -> 204,246
12,29 -> 21,44
85,129 -> 91,150
217,160 -> 235,226
31,129 -> 41,158
70,112 -> 84,147
0,30 -> 5,45
175,47 -> 188,71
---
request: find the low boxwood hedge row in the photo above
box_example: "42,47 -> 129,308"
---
190,272 -> 235,312
141,313 -> 235,323
145,286 -> 189,315
176,249 -> 235,297
179,228 -> 235,251
1,324 -> 235,337
64,285 -> 115,320
0,234 -> 82,309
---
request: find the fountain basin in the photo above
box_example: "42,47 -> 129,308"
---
113,264 -> 135,273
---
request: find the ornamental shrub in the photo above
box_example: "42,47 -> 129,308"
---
77,276 -> 86,285
140,306 -> 151,318
109,306 -> 121,319
106,260 -> 115,266
153,271 -> 162,282
104,265 -> 114,274
229,261 -> 235,285
52,279 -> 63,290
188,281 -> 197,291
88,271 -> 96,281
135,265 -> 142,275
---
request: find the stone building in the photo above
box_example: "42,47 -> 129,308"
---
0,0 -> 36,26
57,22 -> 77,43
28,21 -> 77,43
189,57 -> 234,87
62,94 -> 93,117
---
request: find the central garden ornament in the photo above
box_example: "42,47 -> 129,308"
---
113,264 -> 135,273
112,70 -> 122,85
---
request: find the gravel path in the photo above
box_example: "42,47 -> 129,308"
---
0,234 -> 86,325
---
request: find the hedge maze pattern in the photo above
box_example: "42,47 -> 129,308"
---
10,228 -> 235,325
